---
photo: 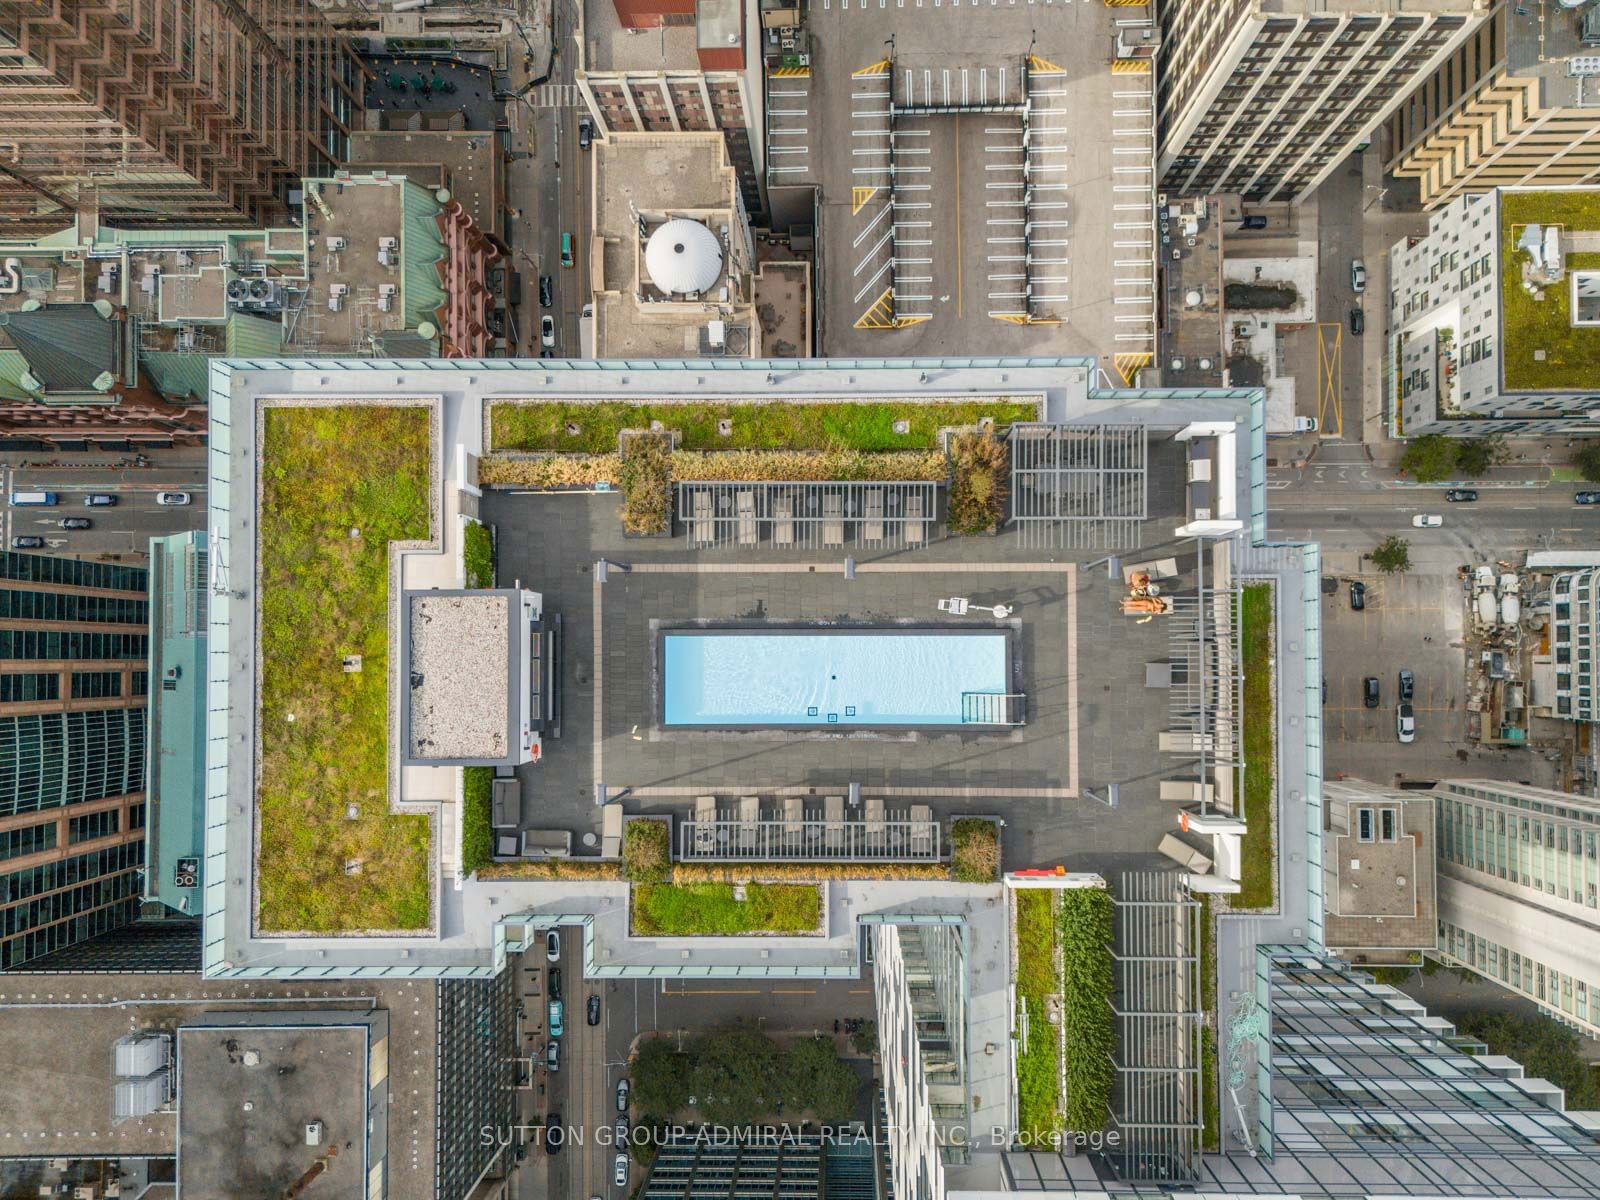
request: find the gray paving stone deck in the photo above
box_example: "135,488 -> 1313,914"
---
481,473 -> 1197,870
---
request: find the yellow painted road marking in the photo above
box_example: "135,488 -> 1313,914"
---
854,59 -> 892,77
1110,58 -> 1152,75
1114,351 -> 1153,386
1028,54 -> 1068,74
852,187 -> 879,214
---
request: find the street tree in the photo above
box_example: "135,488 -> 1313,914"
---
1371,535 -> 1412,574
1398,434 -> 1456,482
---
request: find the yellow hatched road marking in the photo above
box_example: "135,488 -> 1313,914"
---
1114,351 -> 1153,386
852,187 -> 879,214
854,59 -> 892,77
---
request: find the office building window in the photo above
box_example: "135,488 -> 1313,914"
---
70,672 -> 122,700
0,674 -> 59,704
68,809 -> 119,843
0,821 -> 55,862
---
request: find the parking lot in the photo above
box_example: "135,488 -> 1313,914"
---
806,0 -> 1157,361
1320,570 -> 1561,789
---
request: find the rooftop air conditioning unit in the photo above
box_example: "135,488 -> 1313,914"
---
378,236 -> 398,266
378,283 -> 397,312
326,236 -> 346,253
328,283 -> 347,311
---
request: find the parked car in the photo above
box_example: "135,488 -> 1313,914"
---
1238,214 -> 1268,230
1349,581 -> 1366,611
546,1040 -> 561,1072
10,536 -> 43,549
541,314 -> 555,347
548,999 -> 565,1038
1350,259 -> 1367,292
579,115 -> 594,149
546,1110 -> 562,1152
616,1078 -> 631,1113
549,966 -> 561,1000
1577,492 -> 1600,505
1445,489 -> 1478,502
155,491 -> 191,506
1398,670 -> 1415,702
1396,702 -> 1416,744
1349,307 -> 1364,335
547,928 -> 561,962
83,494 -> 116,507
614,1117 -> 629,1147
539,274 -> 554,307
1293,415 -> 1319,433
588,995 -> 601,1026
1364,676 -> 1380,708
1411,514 -> 1443,528
57,517 -> 91,530
615,1153 -> 629,1188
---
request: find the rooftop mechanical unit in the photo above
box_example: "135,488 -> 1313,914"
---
378,283 -> 397,312
328,283 -> 348,312
225,276 -> 282,312
378,236 -> 399,266
114,1033 -> 171,1078
326,236 -> 347,253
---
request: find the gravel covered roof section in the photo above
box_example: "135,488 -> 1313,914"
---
407,592 -> 508,759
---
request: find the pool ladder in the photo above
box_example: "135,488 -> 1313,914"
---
960,692 -> 1026,725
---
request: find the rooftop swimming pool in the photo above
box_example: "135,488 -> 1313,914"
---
660,629 -> 1014,727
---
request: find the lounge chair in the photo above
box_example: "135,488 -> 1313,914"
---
782,796 -> 804,850
824,795 -> 845,852
1158,832 -> 1213,873
691,490 -> 714,546
862,489 -> 884,542
737,795 -> 760,853
773,493 -> 794,546
865,796 -> 886,853
694,795 -> 718,853
905,493 -> 926,544
737,489 -> 757,546
823,492 -> 845,547
821,491 -> 846,546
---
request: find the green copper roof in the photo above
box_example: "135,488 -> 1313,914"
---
141,352 -> 209,402
0,303 -> 117,395
226,311 -> 285,358
401,178 -> 448,332
146,530 -> 207,915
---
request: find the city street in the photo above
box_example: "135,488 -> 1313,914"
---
0,455 -> 207,562
510,933 -> 875,1200
506,0 -> 592,357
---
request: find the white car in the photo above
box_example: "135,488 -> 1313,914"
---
156,491 -> 192,506
1411,514 -> 1442,528
540,315 -> 555,347
545,928 -> 560,962
614,1153 -> 629,1188
1396,702 -> 1416,744
1351,259 -> 1367,292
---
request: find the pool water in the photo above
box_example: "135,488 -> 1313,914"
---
661,630 -> 1009,726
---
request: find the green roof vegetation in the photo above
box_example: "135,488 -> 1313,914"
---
1499,191 -> 1600,392
461,766 -> 492,878
630,883 -> 821,935
1014,888 -> 1062,1144
1237,582 -> 1276,910
1058,888 -> 1114,1135
256,405 -> 434,933
489,398 -> 1038,453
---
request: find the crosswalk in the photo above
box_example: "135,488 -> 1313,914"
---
528,83 -> 582,108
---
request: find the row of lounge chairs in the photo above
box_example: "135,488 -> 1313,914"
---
688,794 -> 937,857
686,489 -> 928,548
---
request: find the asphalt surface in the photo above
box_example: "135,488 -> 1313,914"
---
507,0 -> 591,357
512,933 -> 876,1200
0,456 -> 207,562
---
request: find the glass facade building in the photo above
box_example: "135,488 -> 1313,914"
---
1433,779 -> 1600,1037
1550,569 -> 1600,720
435,972 -> 517,1200
0,551 -> 150,970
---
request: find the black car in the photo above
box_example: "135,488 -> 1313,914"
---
539,274 -> 554,307
548,966 -> 561,1001
1577,492 -> 1600,505
1364,676 -> 1381,708
1348,307 -> 1364,335
545,1110 -> 563,1154
578,116 -> 594,150
58,517 -> 91,530
83,493 -> 117,506
10,536 -> 42,549
1349,581 -> 1366,611
1398,669 -> 1415,703
1238,215 -> 1268,230
587,995 -> 601,1026
1445,489 -> 1478,502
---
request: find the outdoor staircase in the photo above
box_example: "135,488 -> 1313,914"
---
960,691 -> 1027,725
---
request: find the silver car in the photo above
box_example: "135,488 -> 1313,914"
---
614,1153 -> 629,1188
